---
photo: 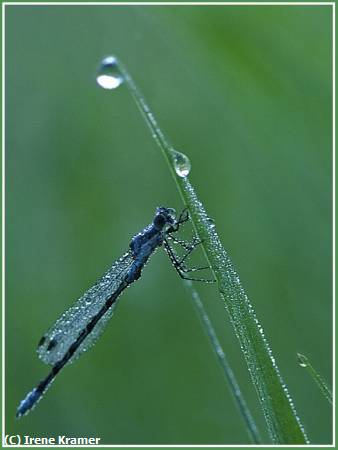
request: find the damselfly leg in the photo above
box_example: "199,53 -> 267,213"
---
166,207 -> 189,233
164,213 -> 215,283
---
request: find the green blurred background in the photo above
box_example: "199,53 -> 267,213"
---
5,4 -> 332,445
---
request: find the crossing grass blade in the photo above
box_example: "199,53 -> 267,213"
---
184,280 -> 261,444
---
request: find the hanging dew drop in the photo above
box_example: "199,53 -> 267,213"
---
297,353 -> 308,368
96,56 -> 124,90
172,150 -> 191,178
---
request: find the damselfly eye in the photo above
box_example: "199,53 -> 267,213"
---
154,214 -> 166,229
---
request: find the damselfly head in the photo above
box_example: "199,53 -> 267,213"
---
154,207 -> 176,230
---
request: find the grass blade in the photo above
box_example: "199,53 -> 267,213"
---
185,281 -> 261,444
297,353 -> 332,405
115,57 -> 309,444
180,179 -> 308,444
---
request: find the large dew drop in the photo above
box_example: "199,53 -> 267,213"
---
172,150 -> 191,178
96,56 -> 124,90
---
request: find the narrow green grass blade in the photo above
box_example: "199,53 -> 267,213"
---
179,179 -> 308,444
297,353 -> 332,405
114,57 -> 309,444
185,281 -> 261,444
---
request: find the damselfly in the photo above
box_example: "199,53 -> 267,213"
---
16,207 -> 213,418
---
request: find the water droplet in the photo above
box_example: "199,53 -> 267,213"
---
206,217 -> 215,228
172,150 -> 191,177
96,56 -> 123,90
297,353 -> 308,368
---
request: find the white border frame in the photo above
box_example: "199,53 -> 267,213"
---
2,2 -> 335,447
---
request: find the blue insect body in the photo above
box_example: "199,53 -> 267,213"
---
17,206 -> 205,418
